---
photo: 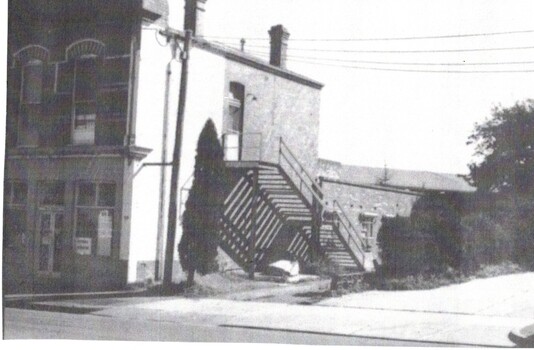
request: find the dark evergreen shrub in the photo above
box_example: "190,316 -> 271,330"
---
378,216 -> 442,277
411,193 -> 464,270
179,119 -> 227,286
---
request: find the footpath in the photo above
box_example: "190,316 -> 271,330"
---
5,272 -> 534,347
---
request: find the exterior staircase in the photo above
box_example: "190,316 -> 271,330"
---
204,135 -> 373,275
320,201 -> 371,272
220,162 -> 317,272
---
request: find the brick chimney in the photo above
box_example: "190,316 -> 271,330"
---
184,0 -> 207,37
269,24 -> 290,69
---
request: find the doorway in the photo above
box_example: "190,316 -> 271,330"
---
37,211 -> 64,274
226,82 -> 245,160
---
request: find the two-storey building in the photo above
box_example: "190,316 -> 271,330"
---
5,0 -> 327,292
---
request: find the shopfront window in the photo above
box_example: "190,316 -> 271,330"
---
75,182 -> 116,256
3,181 -> 28,248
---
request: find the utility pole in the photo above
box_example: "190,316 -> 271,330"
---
163,29 -> 193,289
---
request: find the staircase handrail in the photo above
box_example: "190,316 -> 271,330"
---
278,137 -> 324,208
222,131 -> 263,161
332,200 -> 367,259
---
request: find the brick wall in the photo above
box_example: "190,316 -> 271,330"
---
224,60 -> 322,175
321,181 -> 420,239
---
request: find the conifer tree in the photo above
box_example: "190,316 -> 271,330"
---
179,119 -> 226,286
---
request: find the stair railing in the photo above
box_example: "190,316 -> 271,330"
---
278,137 -> 324,210
222,131 -> 263,161
332,199 -> 367,266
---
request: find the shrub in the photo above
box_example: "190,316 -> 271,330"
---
461,193 -> 534,271
411,193 -> 464,269
512,196 -> 534,269
378,216 -> 443,277
179,119 -> 227,286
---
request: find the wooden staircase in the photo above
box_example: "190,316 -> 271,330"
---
320,206 -> 369,272
217,135 -> 371,275
219,163 -> 317,272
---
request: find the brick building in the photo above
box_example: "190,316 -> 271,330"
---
317,158 -> 476,257
4,0 -> 330,293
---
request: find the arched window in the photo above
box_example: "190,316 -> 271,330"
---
65,39 -> 105,145
72,54 -> 98,144
12,45 -> 50,146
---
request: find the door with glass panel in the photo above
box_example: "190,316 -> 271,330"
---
38,211 -> 64,273
225,82 -> 245,160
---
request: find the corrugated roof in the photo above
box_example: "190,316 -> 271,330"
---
318,158 -> 476,193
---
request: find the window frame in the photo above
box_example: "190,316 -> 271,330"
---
4,181 -> 28,248
74,182 -> 117,257
18,59 -> 44,147
71,55 -> 98,145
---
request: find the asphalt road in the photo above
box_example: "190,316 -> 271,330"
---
3,307 -> 452,346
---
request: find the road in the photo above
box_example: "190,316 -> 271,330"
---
4,307 -> 448,346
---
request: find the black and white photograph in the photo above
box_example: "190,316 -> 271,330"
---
2,0 -> 534,347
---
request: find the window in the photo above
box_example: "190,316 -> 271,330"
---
73,57 -> 97,145
75,183 -> 116,256
40,182 -> 65,206
18,59 -> 43,146
358,212 -> 378,251
5,181 -> 28,207
3,181 -> 28,248
228,82 -> 244,133
22,61 -> 43,104
224,82 -> 245,160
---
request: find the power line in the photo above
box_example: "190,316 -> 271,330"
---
223,43 -> 534,72
236,44 -> 534,54
285,58 -> 534,73
241,50 -> 534,66
203,29 -> 534,42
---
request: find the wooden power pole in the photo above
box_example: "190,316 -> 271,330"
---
163,29 -> 192,289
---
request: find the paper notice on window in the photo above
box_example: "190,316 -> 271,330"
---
97,210 -> 112,256
75,237 -> 92,255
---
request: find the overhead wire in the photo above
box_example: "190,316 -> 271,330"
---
225,47 -> 534,73
226,44 -> 534,54
210,29 -> 534,73
203,29 -> 534,42
284,57 -> 534,73
239,50 -> 534,66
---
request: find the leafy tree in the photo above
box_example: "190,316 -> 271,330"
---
467,100 -> 534,269
467,100 -> 534,194
179,119 -> 227,286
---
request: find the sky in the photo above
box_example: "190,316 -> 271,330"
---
169,0 -> 534,175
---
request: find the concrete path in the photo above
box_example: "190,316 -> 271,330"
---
319,272 -> 534,318
7,273 -> 533,346
86,273 -> 534,347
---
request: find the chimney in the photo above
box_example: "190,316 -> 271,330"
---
184,0 -> 207,37
269,24 -> 290,69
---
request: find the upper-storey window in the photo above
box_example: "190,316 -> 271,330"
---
228,82 -> 245,134
12,45 -> 50,147
65,39 -> 105,146
18,59 -> 43,146
73,56 -> 98,145
224,82 -> 245,160
22,60 -> 43,104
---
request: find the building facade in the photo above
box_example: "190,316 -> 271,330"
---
4,0 -> 324,293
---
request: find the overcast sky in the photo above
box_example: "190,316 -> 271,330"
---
167,0 -> 534,174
